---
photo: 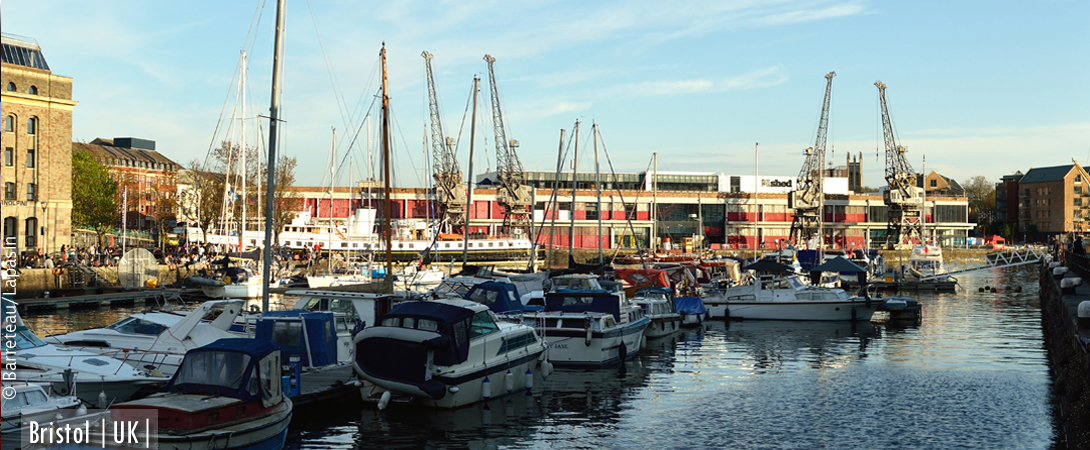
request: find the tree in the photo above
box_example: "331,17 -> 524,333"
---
71,148 -> 119,246
962,175 -> 995,235
153,187 -> 179,250
182,157 -> 228,245
260,155 -> 302,246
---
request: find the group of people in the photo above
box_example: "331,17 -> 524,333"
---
20,244 -> 127,269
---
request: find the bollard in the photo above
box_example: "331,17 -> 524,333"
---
1079,301 -> 1090,331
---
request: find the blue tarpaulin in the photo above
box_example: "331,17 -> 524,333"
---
674,296 -> 707,315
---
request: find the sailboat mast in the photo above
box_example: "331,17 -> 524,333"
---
569,120 -> 580,258
594,123 -> 602,262
329,128 -> 336,274
240,50 -> 247,252
261,0 -> 285,313
381,44 -> 394,287
462,77 -> 480,266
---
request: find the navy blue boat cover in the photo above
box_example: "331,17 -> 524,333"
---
674,296 -> 707,315
165,338 -> 279,403
545,290 -> 621,321
466,281 -> 523,314
382,301 -> 476,366
256,311 -> 337,368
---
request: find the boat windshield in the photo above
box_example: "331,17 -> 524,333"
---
4,326 -> 46,350
431,281 -> 474,299
784,277 -> 806,290
173,350 -> 252,390
106,317 -> 168,335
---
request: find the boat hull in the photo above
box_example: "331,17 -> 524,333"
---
537,318 -> 649,367
359,353 -> 543,409
719,300 -> 879,321
201,283 -> 262,299
643,315 -> 683,338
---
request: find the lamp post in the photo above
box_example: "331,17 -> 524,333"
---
689,213 -> 699,253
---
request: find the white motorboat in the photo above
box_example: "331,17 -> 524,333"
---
190,265 -> 272,299
674,296 -> 710,327
353,299 -> 548,409
703,275 -> 880,321
1,382 -> 86,435
43,300 -> 245,377
102,339 -> 292,450
525,287 -> 649,367
906,244 -> 946,280
630,287 -> 682,338
3,299 -> 167,406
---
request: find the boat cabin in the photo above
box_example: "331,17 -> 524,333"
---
465,281 -> 524,315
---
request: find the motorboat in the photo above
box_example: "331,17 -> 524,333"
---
353,299 -> 548,409
674,296 -> 710,327
524,287 -> 649,367
282,289 -> 407,364
2,299 -> 168,406
43,300 -> 246,377
906,244 -> 946,280
1,382 -> 85,435
630,287 -> 682,338
189,265 -> 273,299
103,339 -> 292,450
703,275 -> 881,321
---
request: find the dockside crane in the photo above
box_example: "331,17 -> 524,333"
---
876,81 -> 924,248
422,51 -> 467,232
484,54 -> 533,235
789,72 -> 835,248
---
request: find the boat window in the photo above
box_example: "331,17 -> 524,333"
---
602,316 -> 616,328
488,242 -> 494,247
174,351 -> 251,390
468,288 -> 500,308
247,365 -> 260,397
352,243 -> 358,248
403,317 -> 416,329
797,292 -> 813,301
562,296 -> 595,307
303,297 -> 329,311
258,352 -> 282,407
270,322 -> 303,348
727,294 -> 756,301
453,319 -> 469,346
382,317 -> 400,327
341,243 -> 348,248
329,299 -> 359,322
335,317 -> 349,332
6,326 -> 46,349
825,291 -> 843,301
498,332 -> 535,354
7,392 -> 28,408
24,389 -> 48,406
416,319 -> 438,332
837,291 -> 851,300
469,311 -> 499,338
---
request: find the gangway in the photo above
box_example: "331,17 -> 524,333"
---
919,246 -> 1046,281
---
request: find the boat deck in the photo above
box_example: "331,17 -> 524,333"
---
290,365 -> 360,408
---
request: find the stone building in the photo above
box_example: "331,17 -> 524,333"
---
73,138 -> 180,233
1,33 -> 76,257
1017,163 -> 1090,238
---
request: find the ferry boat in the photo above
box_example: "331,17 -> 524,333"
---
201,209 -> 536,262
353,299 -> 548,409
105,339 -> 292,450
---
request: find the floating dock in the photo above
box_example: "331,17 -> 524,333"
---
13,289 -> 186,312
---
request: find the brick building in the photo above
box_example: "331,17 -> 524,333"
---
1017,164 -> 1090,239
1,33 -> 76,257
73,138 -> 180,232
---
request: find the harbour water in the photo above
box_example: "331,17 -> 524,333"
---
21,265 -> 1055,449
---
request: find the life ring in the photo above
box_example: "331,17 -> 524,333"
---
222,275 -> 233,285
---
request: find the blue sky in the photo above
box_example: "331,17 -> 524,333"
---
3,0 -> 1088,189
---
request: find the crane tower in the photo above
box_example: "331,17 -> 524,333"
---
422,51 -> 467,232
484,54 -> 533,235
876,81 -> 924,248
789,72 -> 835,248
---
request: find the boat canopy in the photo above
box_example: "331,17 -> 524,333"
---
166,338 -> 282,407
674,296 -> 707,316
256,311 -> 337,368
465,281 -> 523,315
545,290 -> 621,321
380,301 -> 477,365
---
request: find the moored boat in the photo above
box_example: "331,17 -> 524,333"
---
630,287 -> 682,338
525,288 -> 649,367
353,299 -> 548,409
104,339 -> 292,450
704,275 -> 880,321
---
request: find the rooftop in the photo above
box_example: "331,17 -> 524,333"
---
1,33 -> 50,71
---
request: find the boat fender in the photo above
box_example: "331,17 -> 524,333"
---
505,370 -> 515,392
525,369 -> 534,390
541,360 -> 553,379
640,335 -> 647,350
76,405 -> 87,417
149,368 -> 164,378
97,391 -> 108,408
661,321 -> 665,331
851,307 -> 857,321
585,323 -> 592,347
351,380 -> 363,388
55,411 -> 64,420
482,377 -> 492,399
619,342 -> 628,361
223,275 -> 233,285
377,391 -> 392,410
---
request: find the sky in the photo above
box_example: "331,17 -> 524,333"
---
3,0 -> 1088,189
